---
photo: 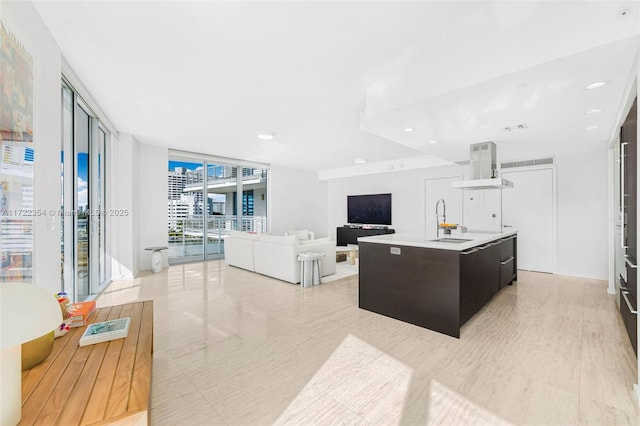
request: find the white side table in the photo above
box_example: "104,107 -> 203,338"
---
145,246 -> 168,273
297,252 -> 325,287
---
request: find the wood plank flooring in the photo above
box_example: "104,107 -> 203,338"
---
97,262 -> 639,425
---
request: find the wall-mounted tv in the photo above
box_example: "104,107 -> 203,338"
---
347,193 -> 392,226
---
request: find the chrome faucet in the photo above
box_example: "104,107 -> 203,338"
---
435,199 -> 446,238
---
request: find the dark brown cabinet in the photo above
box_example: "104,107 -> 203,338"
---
337,226 -> 395,246
476,243 -> 500,310
359,242 -> 461,337
621,290 -> 637,356
499,236 -> 517,289
621,97 -> 638,356
460,247 -> 481,325
459,236 -> 517,327
359,233 -> 517,338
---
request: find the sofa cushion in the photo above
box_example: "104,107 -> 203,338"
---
229,230 -> 259,240
258,234 -> 298,245
300,237 -> 329,245
287,229 -> 310,240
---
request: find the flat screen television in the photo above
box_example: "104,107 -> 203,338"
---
347,193 -> 392,226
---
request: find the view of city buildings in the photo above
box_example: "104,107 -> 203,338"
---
167,161 -> 268,261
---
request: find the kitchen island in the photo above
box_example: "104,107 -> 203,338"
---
358,230 -> 517,338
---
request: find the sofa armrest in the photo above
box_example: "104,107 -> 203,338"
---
254,241 -> 298,283
224,236 -> 255,271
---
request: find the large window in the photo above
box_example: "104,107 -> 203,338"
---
61,80 -> 110,302
167,156 -> 268,264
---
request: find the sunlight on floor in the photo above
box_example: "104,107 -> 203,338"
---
427,380 -> 512,426
274,334 -> 413,425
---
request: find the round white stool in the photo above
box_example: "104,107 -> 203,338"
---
297,252 -> 325,287
145,246 -> 168,273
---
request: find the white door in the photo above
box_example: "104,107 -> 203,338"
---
501,167 -> 555,273
425,176 -> 463,239
462,189 -> 502,232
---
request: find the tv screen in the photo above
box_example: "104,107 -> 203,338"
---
347,193 -> 392,225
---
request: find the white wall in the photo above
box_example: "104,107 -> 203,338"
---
109,134 -> 137,279
327,164 -> 466,239
326,156 -> 608,280
137,142 -> 168,271
3,2 -> 62,294
269,166 -> 328,237
556,149 -> 608,280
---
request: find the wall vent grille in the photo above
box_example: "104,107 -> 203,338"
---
500,157 -> 554,169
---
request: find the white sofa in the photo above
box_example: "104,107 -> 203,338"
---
224,231 -> 336,284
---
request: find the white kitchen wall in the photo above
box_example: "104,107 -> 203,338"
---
3,1 -> 62,294
137,143 -> 168,272
556,149 -> 608,280
327,154 -> 609,280
327,164 -> 467,238
269,166 -> 328,237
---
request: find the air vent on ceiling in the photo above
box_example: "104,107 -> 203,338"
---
500,157 -> 555,169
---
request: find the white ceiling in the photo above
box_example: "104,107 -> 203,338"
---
32,1 -> 640,173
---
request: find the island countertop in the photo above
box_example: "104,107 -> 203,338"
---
357,229 -> 517,251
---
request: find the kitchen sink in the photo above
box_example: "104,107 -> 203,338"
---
430,238 -> 473,243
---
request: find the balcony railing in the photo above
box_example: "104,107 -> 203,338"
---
0,216 -> 34,281
168,215 -> 266,259
183,169 -> 267,192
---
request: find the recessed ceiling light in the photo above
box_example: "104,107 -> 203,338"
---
256,132 -> 275,140
585,81 -> 607,90
354,158 -> 366,164
619,8 -> 631,18
586,125 -> 599,131
586,108 -> 604,115
403,127 -> 414,133
429,140 -> 438,144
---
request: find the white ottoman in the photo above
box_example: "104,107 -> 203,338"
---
297,252 -> 325,287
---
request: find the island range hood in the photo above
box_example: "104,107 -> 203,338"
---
452,141 -> 514,190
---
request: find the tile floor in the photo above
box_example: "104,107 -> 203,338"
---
97,262 -> 640,425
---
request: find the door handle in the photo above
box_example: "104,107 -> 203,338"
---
622,291 -> 638,314
625,256 -> 637,269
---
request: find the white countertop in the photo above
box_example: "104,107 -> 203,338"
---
357,229 -> 517,251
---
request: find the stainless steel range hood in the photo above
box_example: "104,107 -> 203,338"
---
452,142 -> 514,190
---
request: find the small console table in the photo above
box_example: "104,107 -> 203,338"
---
297,252 -> 325,287
145,246 -> 168,273
337,226 -> 395,246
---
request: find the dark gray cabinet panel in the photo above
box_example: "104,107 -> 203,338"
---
337,227 -> 395,246
498,236 -> 517,289
479,243 -> 500,308
620,97 -> 637,357
460,248 -> 480,325
620,290 -> 637,356
359,242 -> 461,337
359,234 -> 517,338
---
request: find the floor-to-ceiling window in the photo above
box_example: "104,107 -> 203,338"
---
61,79 -> 110,302
167,155 -> 268,264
